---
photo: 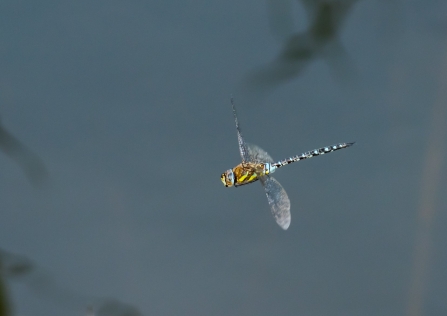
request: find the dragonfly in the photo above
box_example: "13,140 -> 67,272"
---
220,99 -> 354,230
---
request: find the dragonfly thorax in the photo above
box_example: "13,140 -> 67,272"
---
221,162 -> 276,188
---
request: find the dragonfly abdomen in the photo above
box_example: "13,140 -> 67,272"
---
272,142 -> 354,169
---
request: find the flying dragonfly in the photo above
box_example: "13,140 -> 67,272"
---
220,99 -> 354,230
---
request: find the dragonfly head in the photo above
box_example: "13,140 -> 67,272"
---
220,169 -> 234,187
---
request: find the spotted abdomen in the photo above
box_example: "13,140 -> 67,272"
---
272,142 -> 354,169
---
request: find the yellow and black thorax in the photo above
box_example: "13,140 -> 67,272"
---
232,162 -> 268,186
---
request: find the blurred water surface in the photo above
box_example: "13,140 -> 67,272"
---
0,0 -> 446,315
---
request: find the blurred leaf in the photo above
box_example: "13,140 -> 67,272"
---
0,277 -> 12,316
0,249 -> 34,279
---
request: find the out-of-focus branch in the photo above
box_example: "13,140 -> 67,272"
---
0,118 -> 49,187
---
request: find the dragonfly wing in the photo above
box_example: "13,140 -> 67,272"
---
231,98 -> 250,163
246,143 -> 274,163
260,176 -> 291,230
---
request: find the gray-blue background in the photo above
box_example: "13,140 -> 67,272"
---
1,0 -> 446,315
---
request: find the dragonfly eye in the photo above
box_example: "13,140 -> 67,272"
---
220,169 -> 234,187
220,173 -> 226,185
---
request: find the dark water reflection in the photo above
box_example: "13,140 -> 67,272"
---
244,0 -> 358,94
0,249 -> 142,316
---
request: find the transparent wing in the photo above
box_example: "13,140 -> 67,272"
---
246,143 -> 274,163
260,176 -> 291,230
231,98 -> 250,162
